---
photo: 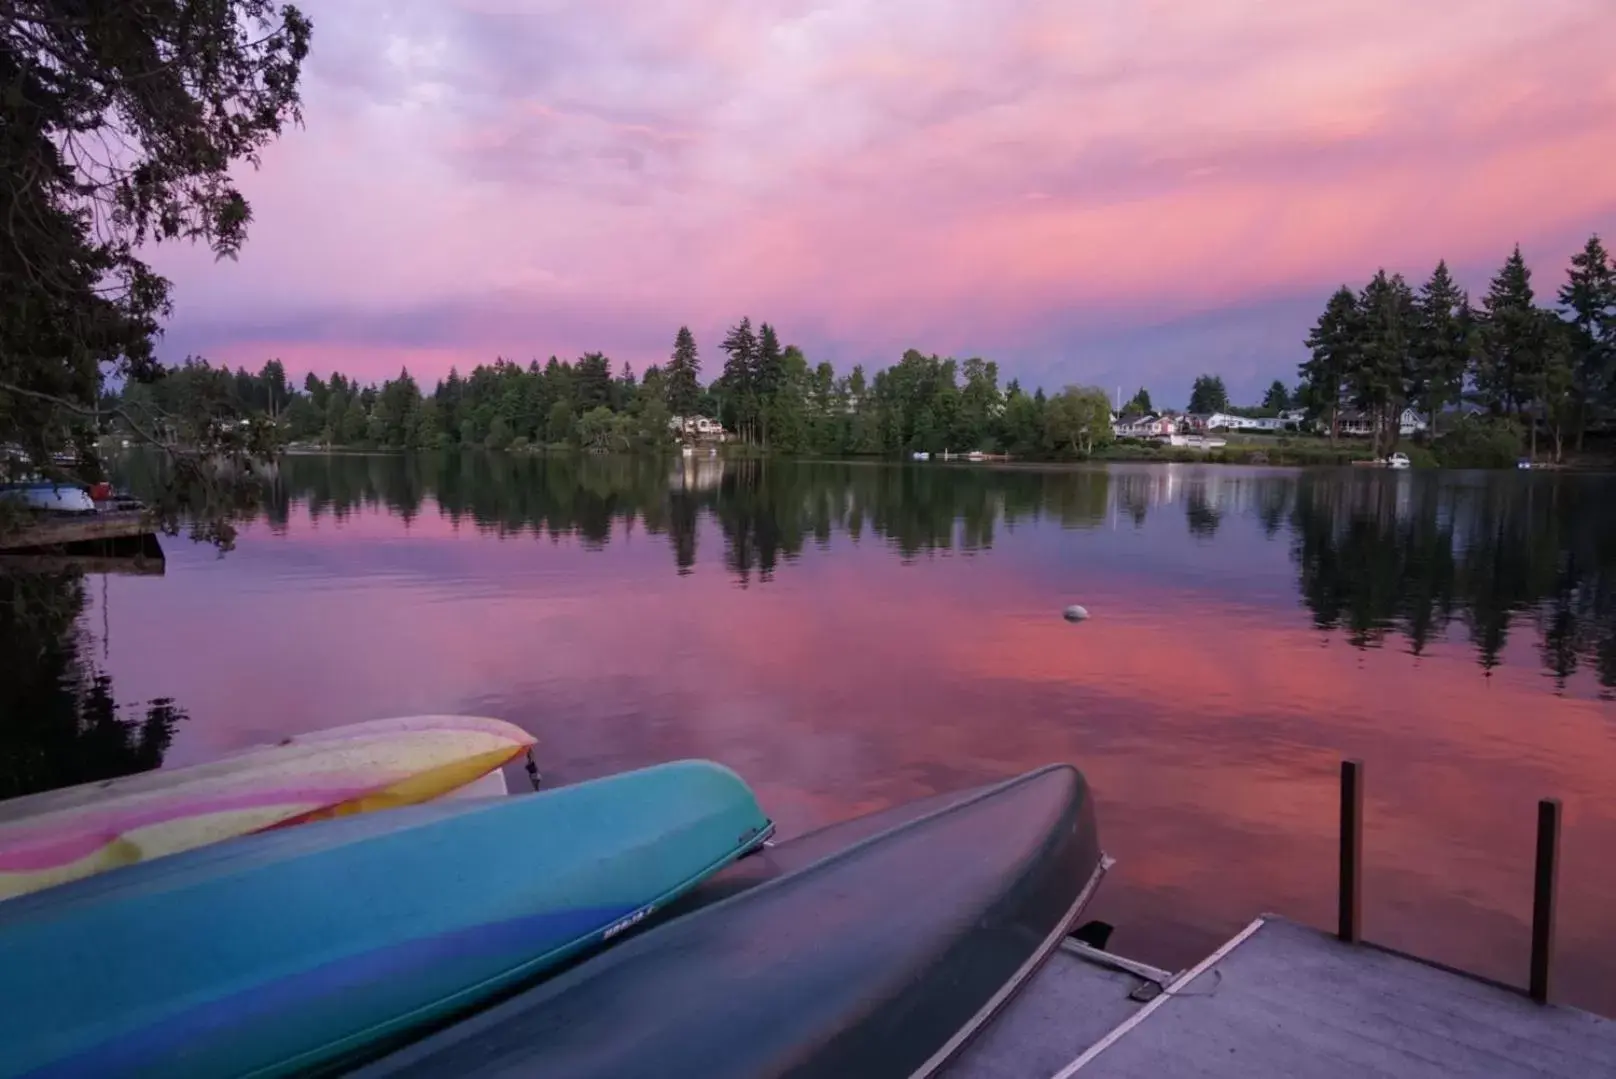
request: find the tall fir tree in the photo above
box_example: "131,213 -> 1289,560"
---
1475,246 -> 1542,416
718,317 -> 759,441
1302,286 -> 1362,441
1411,260 -> 1472,433
665,326 -> 703,418
1556,235 -> 1616,448
753,323 -> 785,446
1352,270 -> 1416,456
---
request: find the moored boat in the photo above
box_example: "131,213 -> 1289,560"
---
357,764 -> 1104,1079
0,759 -> 771,1079
0,482 -> 96,513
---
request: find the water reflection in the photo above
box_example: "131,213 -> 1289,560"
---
0,573 -> 186,800
15,454 -> 1616,1015
114,454 -> 1615,696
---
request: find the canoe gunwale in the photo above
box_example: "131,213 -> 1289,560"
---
356,763 -> 1106,1079
911,845 -> 1111,1078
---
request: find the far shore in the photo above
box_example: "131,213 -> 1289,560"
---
267,439 -> 1614,472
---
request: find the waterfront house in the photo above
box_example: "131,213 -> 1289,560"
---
1332,409 -> 1429,438
668,415 -> 730,442
1113,413 -> 1180,439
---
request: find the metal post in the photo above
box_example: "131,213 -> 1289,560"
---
1338,759 -> 1364,943
1530,798 -> 1561,1004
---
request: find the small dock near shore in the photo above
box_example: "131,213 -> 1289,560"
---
0,511 -> 163,574
950,759 -> 1616,1078
0,510 -> 153,550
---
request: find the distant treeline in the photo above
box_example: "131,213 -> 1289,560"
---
109,329 -> 1117,460
1296,236 -> 1616,460
105,237 -> 1614,465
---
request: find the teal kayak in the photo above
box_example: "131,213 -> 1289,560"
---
0,759 -> 771,1079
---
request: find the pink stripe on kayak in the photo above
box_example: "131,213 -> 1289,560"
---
0,784 -> 377,871
280,716 -> 534,748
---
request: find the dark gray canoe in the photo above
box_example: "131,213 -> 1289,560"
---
354,763 -> 1104,1079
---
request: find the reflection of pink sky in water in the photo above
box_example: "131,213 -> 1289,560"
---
95,502 -> 1616,1014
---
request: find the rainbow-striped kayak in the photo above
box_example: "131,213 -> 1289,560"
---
0,715 -> 534,901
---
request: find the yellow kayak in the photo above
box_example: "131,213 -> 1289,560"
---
0,715 -> 535,901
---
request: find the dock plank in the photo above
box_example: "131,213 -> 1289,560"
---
946,949 -> 1146,1079
1067,917 -> 1616,1078
0,511 -> 152,550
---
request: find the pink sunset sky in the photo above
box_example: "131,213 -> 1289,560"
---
149,0 -> 1616,405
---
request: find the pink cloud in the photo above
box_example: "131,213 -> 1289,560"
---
148,0 -> 1616,396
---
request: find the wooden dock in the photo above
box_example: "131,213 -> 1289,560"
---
948,916 -> 1616,1078
948,758 -> 1616,1077
0,510 -> 153,551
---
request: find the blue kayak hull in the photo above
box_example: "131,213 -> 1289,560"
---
0,759 -> 771,1079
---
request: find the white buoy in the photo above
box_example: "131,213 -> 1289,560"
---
1063,605 -> 1090,623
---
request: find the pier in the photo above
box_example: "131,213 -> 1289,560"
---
0,510 -> 153,551
948,760 -> 1616,1078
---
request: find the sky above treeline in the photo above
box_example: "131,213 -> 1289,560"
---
149,0 -> 1616,406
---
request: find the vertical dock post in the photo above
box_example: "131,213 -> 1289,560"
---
1530,798 -> 1561,1004
1338,759 -> 1363,944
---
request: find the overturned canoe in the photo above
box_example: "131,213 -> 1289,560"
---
359,764 -> 1103,1079
0,714 -> 535,900
0,759 -> 772,1079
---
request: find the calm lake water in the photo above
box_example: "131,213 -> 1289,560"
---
7,454 -> 1616,1012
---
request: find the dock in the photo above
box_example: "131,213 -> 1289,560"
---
949,758 -> 1616,1078
0,510 -> 153,550
949,915 -> 1616,1078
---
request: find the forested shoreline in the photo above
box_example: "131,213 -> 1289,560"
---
1296,237 -> 1614,461
107,236 -> 1615,466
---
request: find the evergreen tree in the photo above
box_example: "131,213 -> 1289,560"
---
666,326 -> 703,417
612,360 -> 638,413
1352,270 -> 1416,456
1123,387 -> 1153,416
1536,311 -> 1577,462
1557,235 -> 1616,448
1302,286 -> 1361,441
718,318 -> 758,441
1260,381 -> 1289,413
1475,246 -> 1541,416
574,352 -> 613,413
1187,374 -> 1228,414
1411,261 -> 1472,433
754,323 -> 785,446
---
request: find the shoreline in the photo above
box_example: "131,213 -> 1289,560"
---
273,443 -> 1615,472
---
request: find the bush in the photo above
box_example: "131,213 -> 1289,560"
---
1431,417 -> 1523,469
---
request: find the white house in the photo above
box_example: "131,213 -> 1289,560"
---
668,415 -> 730,442
1330,408 -> 1428,437
1113,413 -> 1180,438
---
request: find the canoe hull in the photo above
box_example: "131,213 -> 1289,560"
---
0,760 -> 771,1079
360,764 -> 1103,1079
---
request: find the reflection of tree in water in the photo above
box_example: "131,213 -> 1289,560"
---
116,453 -> 1616,694
0,574 -> 185,801
1185,484 -> 1223,539
1288,473 -> 1615,694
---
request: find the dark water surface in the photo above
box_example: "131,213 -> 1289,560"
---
7,454 -> 1616,1012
